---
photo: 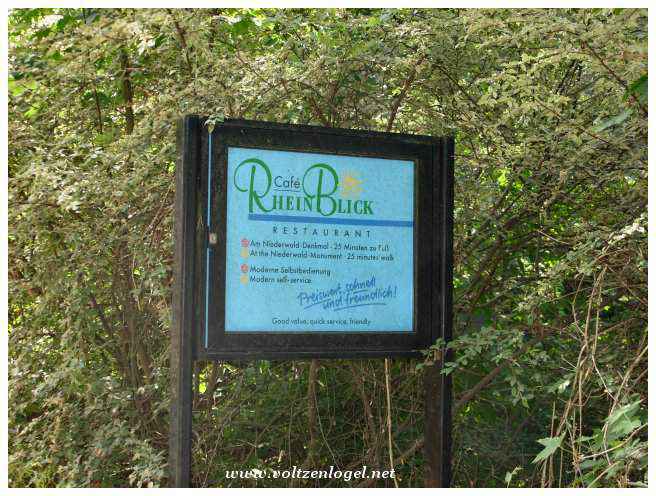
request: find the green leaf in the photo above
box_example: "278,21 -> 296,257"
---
504,466 -> 522,486
532,434 -> 564,463
23,107 -> 40,120
608,417 -> 641,440
606,400 -> 641,426
605,400 -> 642,440
366,16 -> 381,27
206,112 -> 225,134
579,458 -> 604,470
591,108 -> 633,132
625,74 -> 647,104
497,168 -> 509,187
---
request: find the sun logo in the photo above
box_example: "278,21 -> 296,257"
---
340,171 -> 364,198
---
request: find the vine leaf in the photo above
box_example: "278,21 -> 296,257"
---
532,434 -> 565,463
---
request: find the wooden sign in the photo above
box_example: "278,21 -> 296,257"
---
170,116 -> 453,486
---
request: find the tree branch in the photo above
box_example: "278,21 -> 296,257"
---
120,48 -> 134,135
167,9 -> 194,75
386,56 -> 425,132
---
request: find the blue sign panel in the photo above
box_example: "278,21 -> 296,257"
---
224,146 -> 415,332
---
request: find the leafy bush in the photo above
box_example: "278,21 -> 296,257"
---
9,8 -> 647,487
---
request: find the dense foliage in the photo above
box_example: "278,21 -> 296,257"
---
8,8 -> 647,488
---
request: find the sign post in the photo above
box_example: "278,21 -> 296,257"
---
424,136 -> 454,487
170,115 -> 200,487
171,116 -> 453,487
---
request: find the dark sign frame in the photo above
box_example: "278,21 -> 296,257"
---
187,117 -> 453,360
171,116 -> 454,487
